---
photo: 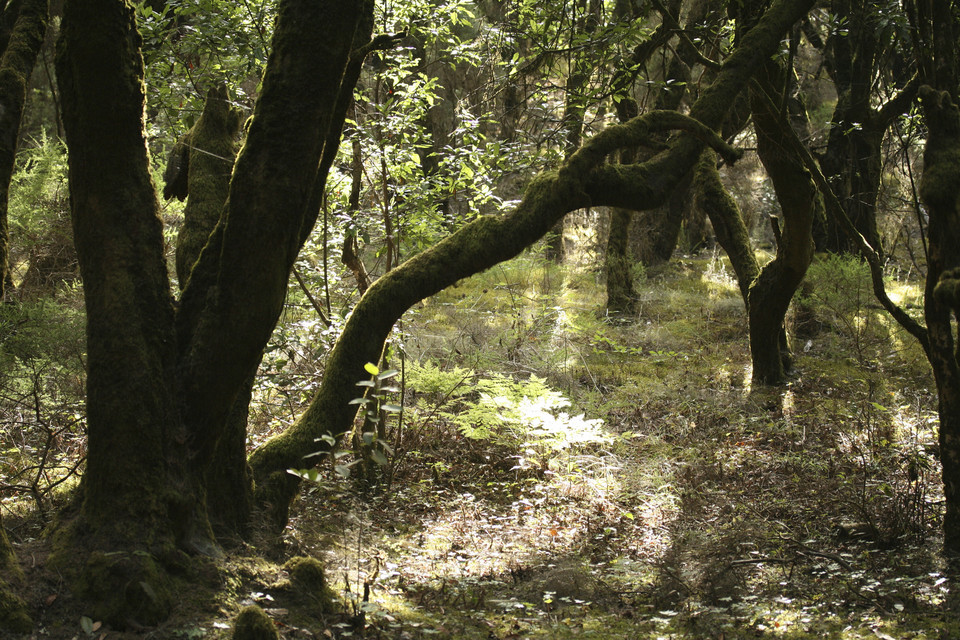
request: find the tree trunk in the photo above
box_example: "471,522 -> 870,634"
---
169,84 -> 242,287
0,0 -> 48,300
163,84 -> 253,540
812,0 -> 917,256
52,0 -> 375,626
917,86 -> 960,560
693,149 -> 759,306
605,207 -> 637,314
53,0 -> 185,624
747,61 -> 819,385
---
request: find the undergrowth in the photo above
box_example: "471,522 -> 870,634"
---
2,250 -> 955,639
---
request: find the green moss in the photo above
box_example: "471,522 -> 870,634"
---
53,546 -> 175,628
232,605 -> 279,640
283,556 -> 335,610
0,579 -> 31,634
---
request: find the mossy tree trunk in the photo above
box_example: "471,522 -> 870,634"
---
605,207 -> 638,314
746,56 -> 819,385
917,86 -> 960,560
54,0 -> 185,624
250,0 -> 818,524
0,0 -> 48,300
163,84 -> 257,539
692,149 -> 760,306
53,0 -> 374,626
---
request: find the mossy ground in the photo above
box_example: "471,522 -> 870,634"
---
2,249 -> 955,638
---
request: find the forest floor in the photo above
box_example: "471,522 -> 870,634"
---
6,248 -> 960,639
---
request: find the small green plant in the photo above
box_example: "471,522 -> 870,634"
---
348,362 -> 402,486
407,361 -> 609,468
288,363 -> 401,489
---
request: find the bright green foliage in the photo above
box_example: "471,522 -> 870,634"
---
7,133 -> 73,291
407,361 -> 609,465
137,0 -> 277,147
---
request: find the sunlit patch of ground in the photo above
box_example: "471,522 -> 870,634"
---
275,251 -> 956,639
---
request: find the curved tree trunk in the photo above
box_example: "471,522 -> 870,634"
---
250,0 -> 818,525
743,46 -> 819,385
693,149 -> 760,306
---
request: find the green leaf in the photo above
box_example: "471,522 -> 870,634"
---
364,362 -> 380,376
382,403 -> 403,413
371,449 -> 389,466
377,369 -> 400,380
80,616 -> 94,635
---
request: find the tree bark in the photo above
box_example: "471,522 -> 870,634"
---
163,84 -> 253,539
917,86 -> 960,559
747,62 -> 819,385
53,0 -> 183,624
170,84 -> 242,288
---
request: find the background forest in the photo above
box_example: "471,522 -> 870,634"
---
0,0 -> 959,638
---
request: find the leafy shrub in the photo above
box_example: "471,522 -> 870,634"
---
406,360 -> 609,465
8,133 -> 75,293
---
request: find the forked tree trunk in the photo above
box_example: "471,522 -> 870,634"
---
163,85 -> 255,539
52,0 -> 375,626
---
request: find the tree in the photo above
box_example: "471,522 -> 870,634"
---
247,0 -> 817,525
34,0 -> 814,627
49,0 -> 375,624
809,0 -> 917,256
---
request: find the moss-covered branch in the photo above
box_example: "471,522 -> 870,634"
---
249,0 -> 818,524
693,150 -> 759,304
